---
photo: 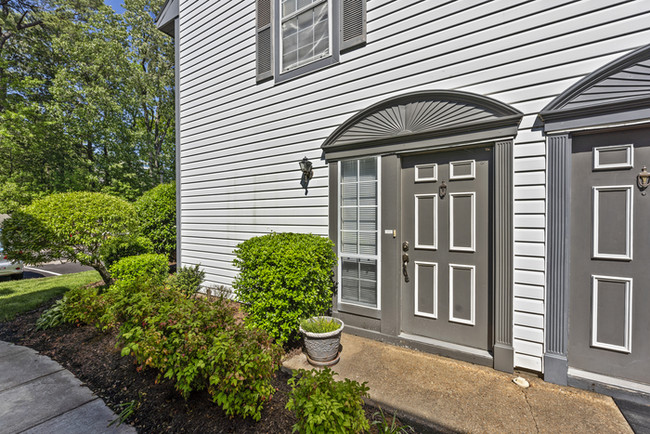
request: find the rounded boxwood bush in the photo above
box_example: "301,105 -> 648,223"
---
232,232 -> 337,345
134,182 -> 176,260
109,253 -> 169,289
0,191 -> 137,286
99,234 -> 154,270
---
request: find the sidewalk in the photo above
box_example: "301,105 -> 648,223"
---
0,341 -> 135,434
283,333 -> 634,433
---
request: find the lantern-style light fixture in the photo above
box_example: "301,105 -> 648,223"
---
638,165 -> 650,194
299,157 -> 313,195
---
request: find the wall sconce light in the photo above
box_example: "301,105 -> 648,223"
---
637,165 -> 650,195
299,156 -> 313,195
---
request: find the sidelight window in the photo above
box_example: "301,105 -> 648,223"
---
339,157 -> 379,308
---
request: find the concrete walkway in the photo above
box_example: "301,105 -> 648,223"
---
0,341 -> 135,434
283,333 -> 634,433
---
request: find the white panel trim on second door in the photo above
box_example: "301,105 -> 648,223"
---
590,274 -> 633,354
592,185 -> 633,261
592,144 -> 633,171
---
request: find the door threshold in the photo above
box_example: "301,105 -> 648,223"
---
399,332 -> 492,360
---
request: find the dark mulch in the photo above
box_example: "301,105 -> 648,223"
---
0,299 -> 405,433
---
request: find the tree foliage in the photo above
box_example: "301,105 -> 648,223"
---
0,191 -> 138,285
134,181 -> 176,260
0,0 -> 175,213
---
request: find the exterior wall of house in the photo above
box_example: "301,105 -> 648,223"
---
176,0 -> 650,372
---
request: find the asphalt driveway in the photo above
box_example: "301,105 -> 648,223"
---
0,262 -> 94,282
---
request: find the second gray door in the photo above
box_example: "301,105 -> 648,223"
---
400,146 -> 491,350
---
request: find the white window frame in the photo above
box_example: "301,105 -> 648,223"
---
274,0 -> 340,83
279,0 -> 332,73
337,157 -> 381,310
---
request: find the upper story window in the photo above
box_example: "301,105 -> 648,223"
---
256,0 -> 367,83
281,0 -> 330,72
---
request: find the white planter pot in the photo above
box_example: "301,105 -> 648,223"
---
300,316 -> 344,365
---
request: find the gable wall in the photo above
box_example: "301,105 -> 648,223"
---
177,0 -> 650,372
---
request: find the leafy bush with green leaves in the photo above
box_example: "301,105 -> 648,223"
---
134,182 -> 176,260
286,368 -> 370,434
0,192 -> 138,286
99,235 -> 154,270
109,253 -> 168,289
166,264 -> 205,297
117,286 -> 282,420
58,260 -> 282,421
61,285 -> 110,327
232,233 -> 337,345
35,298 -> 67,330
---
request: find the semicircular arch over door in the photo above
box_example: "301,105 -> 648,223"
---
323,90 -> 522,373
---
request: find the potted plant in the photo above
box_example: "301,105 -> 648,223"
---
299,316 -> 344,366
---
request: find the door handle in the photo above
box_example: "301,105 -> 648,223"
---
402,253 -> 410,283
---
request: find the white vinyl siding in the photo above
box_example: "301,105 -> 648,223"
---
177,0 -> 650,372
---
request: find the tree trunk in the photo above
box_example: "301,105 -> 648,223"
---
94,262 -> 114,291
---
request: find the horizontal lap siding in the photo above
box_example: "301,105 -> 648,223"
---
177,0 -> 650,370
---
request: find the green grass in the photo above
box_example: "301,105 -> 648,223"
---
0,270 -> 101,322
300,317 -> 342,333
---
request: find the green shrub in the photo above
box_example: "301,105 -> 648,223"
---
166,264 -> 205,297
100,235 -> 154,270
109,253 -> 168,289
61,285 -> 110,327
56,261 -> 282,421
0,192 -> 138,286
36,298 -> 67,330
232,232 -> 337,345
286,368 -> 370,434
134,182 -> 176,260
118,286 -> 282,420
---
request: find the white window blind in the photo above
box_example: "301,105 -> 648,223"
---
340,157 -> 378,307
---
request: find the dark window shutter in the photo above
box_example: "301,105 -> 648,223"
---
256,0 -> 273,81
340,0 -> 366,51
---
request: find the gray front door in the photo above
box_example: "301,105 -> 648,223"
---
569,128 -> 650,384
400,146 -> 491,350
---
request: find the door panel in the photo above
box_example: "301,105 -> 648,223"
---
570,128 -> 650,384
400,147 -> 491,350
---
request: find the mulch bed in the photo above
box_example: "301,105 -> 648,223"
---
0,298 -> 402,433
